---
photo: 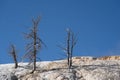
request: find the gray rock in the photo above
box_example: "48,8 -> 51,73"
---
0,72 -> 18,80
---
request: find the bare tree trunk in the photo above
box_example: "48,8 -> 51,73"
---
67,29 -> 71,70
33,46 -> 36,72
9,44 -> 18,69
13,54 -> 18,68
69,47 -> 73,69
70,37 -> 74,69
33,26 -> 37,73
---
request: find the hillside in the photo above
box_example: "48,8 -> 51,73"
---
0,56 -> 120,80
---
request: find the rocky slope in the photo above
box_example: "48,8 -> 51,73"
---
0,56 -> 120,80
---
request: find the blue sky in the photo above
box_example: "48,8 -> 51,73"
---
0,0 -> 120,64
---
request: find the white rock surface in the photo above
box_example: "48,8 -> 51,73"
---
0,56 -> 120,80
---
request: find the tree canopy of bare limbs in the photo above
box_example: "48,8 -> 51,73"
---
9,44 -> 18,68
59,28 -> 77,70
24,16 -> 45,73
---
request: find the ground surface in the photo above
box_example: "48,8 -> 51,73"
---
0,56 -> 120,80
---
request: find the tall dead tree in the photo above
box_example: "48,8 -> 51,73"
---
24,16 -> 44,73
9,44 -> 18,68
60,28 -> 77,70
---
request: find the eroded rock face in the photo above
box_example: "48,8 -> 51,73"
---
98,56 -> 120,60
1,56 -> 120,80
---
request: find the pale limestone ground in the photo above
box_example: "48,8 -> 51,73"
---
0,56 -> 120,80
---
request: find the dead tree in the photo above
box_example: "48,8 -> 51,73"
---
69,30 -> 77,69
59,28 -> 77,70
24,16 -> 44,73
9,44 -> 18,68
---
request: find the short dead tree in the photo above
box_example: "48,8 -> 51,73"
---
9,44 -> 18,68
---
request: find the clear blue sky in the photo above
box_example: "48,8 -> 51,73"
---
0,0 -> 120,64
